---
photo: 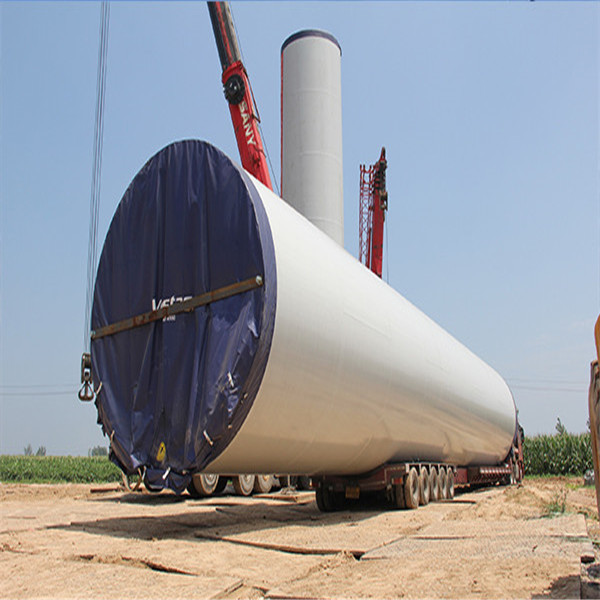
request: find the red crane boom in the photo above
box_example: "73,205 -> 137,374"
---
207,2 -> 273,190
359,148 -> 388,277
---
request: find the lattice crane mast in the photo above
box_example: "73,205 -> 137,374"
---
359,148 -> 388,277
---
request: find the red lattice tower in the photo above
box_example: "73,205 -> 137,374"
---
359,164 -> 374,269
359,148 -> 387,277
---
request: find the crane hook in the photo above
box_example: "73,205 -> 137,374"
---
78,353 -> 95,402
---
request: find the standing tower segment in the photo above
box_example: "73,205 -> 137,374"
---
281,30 -> 344,246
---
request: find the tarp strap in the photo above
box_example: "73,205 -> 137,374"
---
91,274 -> 264,341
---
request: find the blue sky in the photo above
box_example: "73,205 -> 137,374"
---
0,1 -> 598,456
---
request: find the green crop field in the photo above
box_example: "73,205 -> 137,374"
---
0,455 -> 123,484
523,432 -> 593,476
0,431 -> 594,484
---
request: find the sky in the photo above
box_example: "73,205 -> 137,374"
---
0,1 -> 598,456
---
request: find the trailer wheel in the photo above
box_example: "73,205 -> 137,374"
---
297,476 -> 312,490
429,467 -> 439,501
233,475 -> 255,496
253,475 -> 274,494
188,473 -> 219,497
517,460 -> 524,483
394,483 -> 406,509
512,460 -> 520,485
214,476 -> 228,495
419,466 -> 430,505
404,467 -> 420,509
316,484 -> 337,512
438,467 -> 447,500
446,469 -> 455,499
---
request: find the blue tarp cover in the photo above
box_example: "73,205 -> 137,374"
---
91,140 -> 276,493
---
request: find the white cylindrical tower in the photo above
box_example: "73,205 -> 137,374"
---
281,30 -> 344,246
91,140 -> 517,491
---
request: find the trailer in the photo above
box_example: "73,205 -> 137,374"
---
313,425 -> 523,512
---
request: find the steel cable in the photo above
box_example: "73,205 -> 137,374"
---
230,4 -> 279,195
84,1 -> 110,352
385,213 -> 389,283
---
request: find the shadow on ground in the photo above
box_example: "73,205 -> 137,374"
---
532,574 -> 581,599
50,494 -> 393,543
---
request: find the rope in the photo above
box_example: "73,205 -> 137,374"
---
385,215 -> 389,283
259,120 -> 280,196
84,1 -> 110,351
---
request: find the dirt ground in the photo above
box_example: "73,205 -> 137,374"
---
1,477 -> 600,599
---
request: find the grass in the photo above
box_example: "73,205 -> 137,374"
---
543,489 -> 568,516
0,455 -> 122,484
565,481 -> 584,490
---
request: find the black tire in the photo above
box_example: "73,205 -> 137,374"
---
187,479 -> 200,498
315,485 -> 339,512
296,476 -> 312,490
394,483 -> 406,509
438,467 -> 448,500
233,474 -> 255,496
429,467 -> 439,501
419,466 -> 430,505
315,485 -> 329,512
404,467 -> 420,510
213,476 -> 228,495
253,475 -> 274,494
188,473 -> 219,497
446,469 -> 455,499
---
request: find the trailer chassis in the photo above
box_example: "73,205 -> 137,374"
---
313,456 -> 522,512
